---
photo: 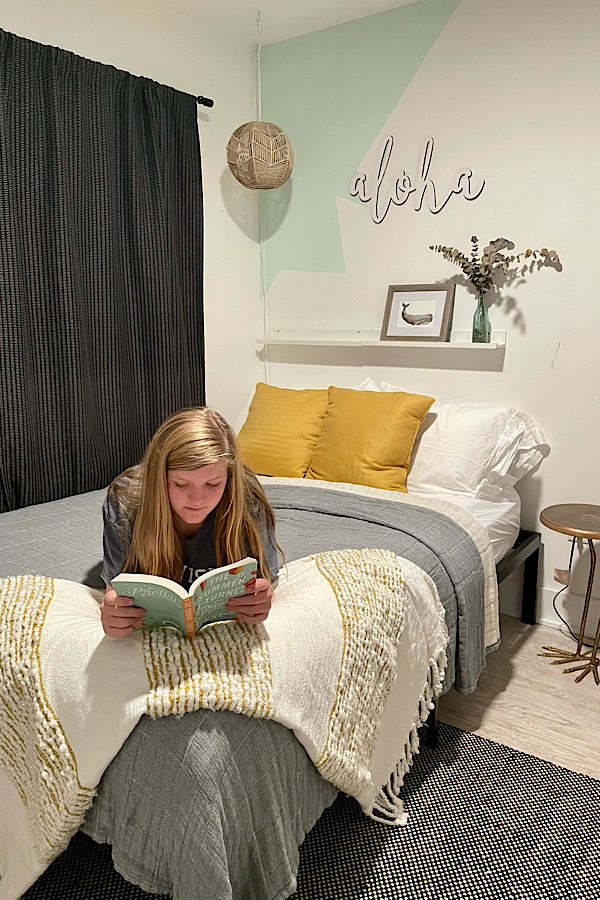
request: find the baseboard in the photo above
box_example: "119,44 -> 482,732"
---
499,577 -> 600,644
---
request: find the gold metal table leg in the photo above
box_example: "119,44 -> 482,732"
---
565,594 -> 600,685
538,539 -> 600,682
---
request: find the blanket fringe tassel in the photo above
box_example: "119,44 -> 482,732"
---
368,648 -> 447,826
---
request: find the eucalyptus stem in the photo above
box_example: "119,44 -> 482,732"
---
429,236 -> 560,295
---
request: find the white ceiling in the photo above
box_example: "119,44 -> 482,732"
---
151,0 -> 420,44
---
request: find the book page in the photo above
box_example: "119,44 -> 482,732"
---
192,559 -> 257,631
112,574 -> 187,635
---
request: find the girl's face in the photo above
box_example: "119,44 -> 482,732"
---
167,462 -> 228,536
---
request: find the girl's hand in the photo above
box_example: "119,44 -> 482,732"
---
101,586 -> 146,638
226,577 -> 273,624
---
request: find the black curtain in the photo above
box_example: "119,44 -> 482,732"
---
0,30 -> 205,512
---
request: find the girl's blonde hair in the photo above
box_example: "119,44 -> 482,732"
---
110,407 -> 278,582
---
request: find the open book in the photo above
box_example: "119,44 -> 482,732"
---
111,557 -> 258,638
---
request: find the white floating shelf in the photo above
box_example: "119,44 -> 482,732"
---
258,329 -> 506,350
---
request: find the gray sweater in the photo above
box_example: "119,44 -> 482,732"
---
102,486 -> 279,591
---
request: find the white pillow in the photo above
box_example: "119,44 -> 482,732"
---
234,389 -> 256,435
358,377 -> 549,499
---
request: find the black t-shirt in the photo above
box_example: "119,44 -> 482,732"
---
179,510 -> 218,589
102,488 -> 278,590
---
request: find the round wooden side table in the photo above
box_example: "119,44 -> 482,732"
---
538,503 -> 600,684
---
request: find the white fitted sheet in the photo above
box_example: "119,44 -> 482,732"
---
407,489 -> 521,564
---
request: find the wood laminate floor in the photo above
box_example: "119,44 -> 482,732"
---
439,614 -> 600,780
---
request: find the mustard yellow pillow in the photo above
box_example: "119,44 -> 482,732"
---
238,383 -> 329,477
306,386 -> 434,492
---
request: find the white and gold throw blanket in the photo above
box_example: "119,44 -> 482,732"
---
0,549 -> 447,900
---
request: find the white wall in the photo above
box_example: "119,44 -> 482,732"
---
1,0 -> 263,424
260,0 -> 600,632
4,0 -> 599,636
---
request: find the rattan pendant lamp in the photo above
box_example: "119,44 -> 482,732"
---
226,13 -> 294,190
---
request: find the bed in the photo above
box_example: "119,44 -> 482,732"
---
0,381 -> 549,900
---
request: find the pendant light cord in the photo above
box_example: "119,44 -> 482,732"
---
256,11 -> 269,383
256,12 -> 263,122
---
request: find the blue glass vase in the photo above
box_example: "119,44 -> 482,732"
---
472,292 -> 491,343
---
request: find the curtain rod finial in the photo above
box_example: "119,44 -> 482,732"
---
196,96 -> 214,108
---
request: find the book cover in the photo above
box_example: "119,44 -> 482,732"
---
112,557 -> 258,638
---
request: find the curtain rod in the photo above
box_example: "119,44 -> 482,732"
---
1,28 -> 217,108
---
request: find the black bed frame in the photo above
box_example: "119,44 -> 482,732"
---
424,529 -> 541,748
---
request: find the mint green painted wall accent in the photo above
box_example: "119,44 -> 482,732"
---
260,0 -> 460,289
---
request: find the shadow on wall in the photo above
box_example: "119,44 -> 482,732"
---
516,468 -> 544,531
444,273 -> 527,335
564,541 -> 600,606
257,342 -> 506,373
547,543 -> 600,647
220,168 -> 292,241
444,254 -> 562,337
493,258 -> 562,334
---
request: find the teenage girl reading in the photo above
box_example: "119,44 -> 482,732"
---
100,406 -> 279,638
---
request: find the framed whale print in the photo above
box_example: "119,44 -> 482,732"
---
380,283 -> 455,342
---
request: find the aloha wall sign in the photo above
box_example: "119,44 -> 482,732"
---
350,136 -> 485,223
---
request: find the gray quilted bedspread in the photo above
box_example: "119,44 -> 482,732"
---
0,483 -> 487,900
265,483 -> 487,695
0,488 -> 106,587
81,710 -> 338,900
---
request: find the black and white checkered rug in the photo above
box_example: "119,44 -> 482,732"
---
23,724 -> 600,900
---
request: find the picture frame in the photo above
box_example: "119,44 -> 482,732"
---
380,283 -> 456,342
